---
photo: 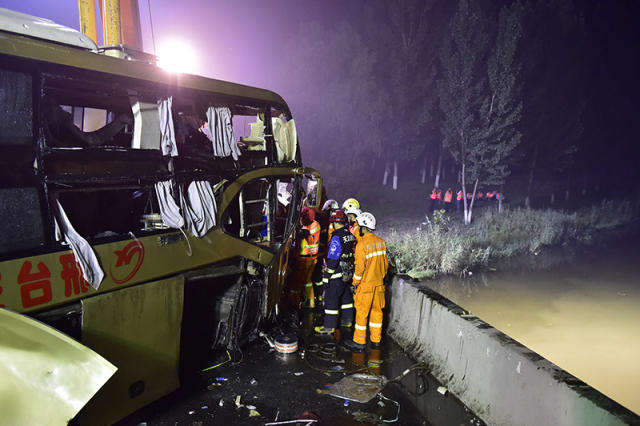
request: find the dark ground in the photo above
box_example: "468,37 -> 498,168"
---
118,308 -> 483,426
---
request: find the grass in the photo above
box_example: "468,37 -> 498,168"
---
386,198 -> 640,279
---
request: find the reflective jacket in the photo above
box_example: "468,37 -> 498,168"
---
353,233 -> 388,290
456,191 -> 463,200
444,190 -> 453,203
299,220 -> 321,257
323,227 -> 356,284
429,189 -> 437,200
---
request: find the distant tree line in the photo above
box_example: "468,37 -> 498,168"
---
279,0 -> 640,219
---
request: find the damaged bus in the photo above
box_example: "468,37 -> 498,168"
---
0,8 -> 320,424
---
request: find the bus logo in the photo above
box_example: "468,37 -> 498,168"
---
110,241 -> 145,284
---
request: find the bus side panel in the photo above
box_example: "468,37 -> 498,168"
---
79,275 -> 184,425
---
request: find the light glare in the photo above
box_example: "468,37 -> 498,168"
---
157,39 -> 196,74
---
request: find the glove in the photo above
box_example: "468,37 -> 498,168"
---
297,228 -> 310,240
350,285 -> 357,295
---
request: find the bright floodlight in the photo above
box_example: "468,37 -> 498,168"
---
157,39 -> 196,74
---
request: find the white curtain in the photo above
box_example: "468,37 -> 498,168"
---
207,106 -> 241,160
54,200 -> 105,290
154,180 -> 184,229
180,181 -> 217,238
272,117 -> 297,162
158,97 -> 178,157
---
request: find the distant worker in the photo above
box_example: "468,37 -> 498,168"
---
428,188 -> 437,215
486,191 -> 495,199
289,207 -> 321,308
344,212 -> 388,353
444,188 -> 453,208
477,191 -> 484,199
315,209 -> 356,335
456,190 -> 463,212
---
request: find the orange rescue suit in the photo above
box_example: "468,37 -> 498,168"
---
444,190 -> 453,203
352,232 -> 388,344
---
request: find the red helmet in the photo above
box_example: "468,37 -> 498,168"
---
301,207 -> 315,225
329,209 -> 348,225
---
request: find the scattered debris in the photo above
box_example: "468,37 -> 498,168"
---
235,395 -> 243,409
352,410 -> 379,423
294,371 -> 304,376
343,400 -> 349,407
324,374 -> 388,403
274,333 -> 299,354
201,405 -> 208,410
250,378 -> 258,386
218,399 -> 224,407
265,421 -> 318,425
437,386 -> 448,396
378,400 -> 385,407
246,405 -> 256,410
216,377 -> 228,382
207,383 -> 222,390
249,409 -> 261,417
188,410 -> 196,415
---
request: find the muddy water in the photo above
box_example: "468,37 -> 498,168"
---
424,241 -> 640,414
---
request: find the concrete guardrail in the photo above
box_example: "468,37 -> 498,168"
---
387,276 -> 640,426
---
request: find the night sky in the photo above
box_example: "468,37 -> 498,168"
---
0,0 -> 353,86
2,1 -> 639,201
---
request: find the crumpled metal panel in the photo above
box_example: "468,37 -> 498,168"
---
79,275 -> 185,425
0,308 -> 116,425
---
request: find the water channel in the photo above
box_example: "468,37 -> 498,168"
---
423,240 -> 640,414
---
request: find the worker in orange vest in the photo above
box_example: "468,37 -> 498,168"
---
427,188 -> 437,215
456,190 -> 463,212
486,191 -> 495,199
288,207 -> 321,308
344,212 -> 388,353
444,188 -> 453,209
477,191 -> 484,199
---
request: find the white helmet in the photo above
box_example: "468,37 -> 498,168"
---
322,199 -> 339,211
345,206 -> 361,216
356,211 -> 376,230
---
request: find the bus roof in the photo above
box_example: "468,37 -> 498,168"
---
0,9 -> 287,109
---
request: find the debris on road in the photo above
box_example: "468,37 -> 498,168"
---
437,386 -> 448,396
324,374 -> 389,403
249,378 -> 258,386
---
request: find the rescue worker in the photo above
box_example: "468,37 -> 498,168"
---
312,200 -> 336,303
436,188 -> 443,206
288,207 -> 321,308
444,188 -> 453,208
456,190 -> 463,212
314,209 -> 356,335
428,188 -> 437,215
344,212 -> 388,353
346,206 -> 362,242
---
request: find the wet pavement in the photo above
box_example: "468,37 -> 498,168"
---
118,308 -> 483,425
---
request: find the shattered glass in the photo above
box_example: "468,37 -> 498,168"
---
0,69 -> 32,145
